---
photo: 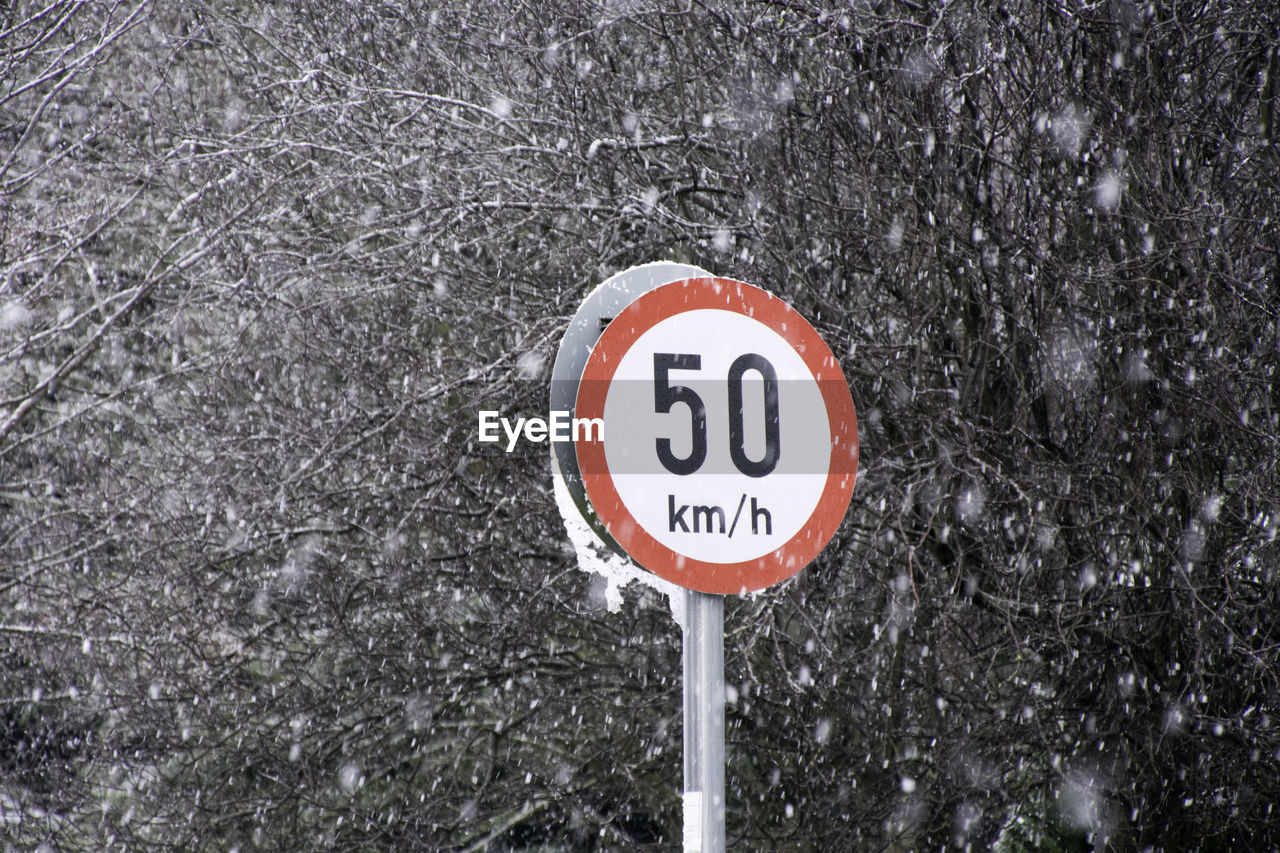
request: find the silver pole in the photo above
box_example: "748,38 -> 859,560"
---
682,589 -> 725,853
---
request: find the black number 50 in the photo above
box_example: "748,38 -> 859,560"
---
653,352 -> 780,477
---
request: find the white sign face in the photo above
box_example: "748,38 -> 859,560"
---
601,309 -> 831,564
576,277 -> 857,594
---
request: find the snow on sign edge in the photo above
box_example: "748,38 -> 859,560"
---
553,445 -> 686,627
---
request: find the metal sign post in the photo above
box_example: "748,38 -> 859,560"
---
683,590 -> 725,853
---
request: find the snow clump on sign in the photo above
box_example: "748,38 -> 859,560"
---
552,466 -> 684,626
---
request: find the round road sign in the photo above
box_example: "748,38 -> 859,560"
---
575,277 -> 857,594
550,262 -> 711,556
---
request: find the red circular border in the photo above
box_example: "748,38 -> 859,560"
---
575,277 -> 858,594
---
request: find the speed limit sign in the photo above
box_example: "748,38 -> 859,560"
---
575,277 -> 857,594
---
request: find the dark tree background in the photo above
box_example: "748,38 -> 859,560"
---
2,1 -> 1277,850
